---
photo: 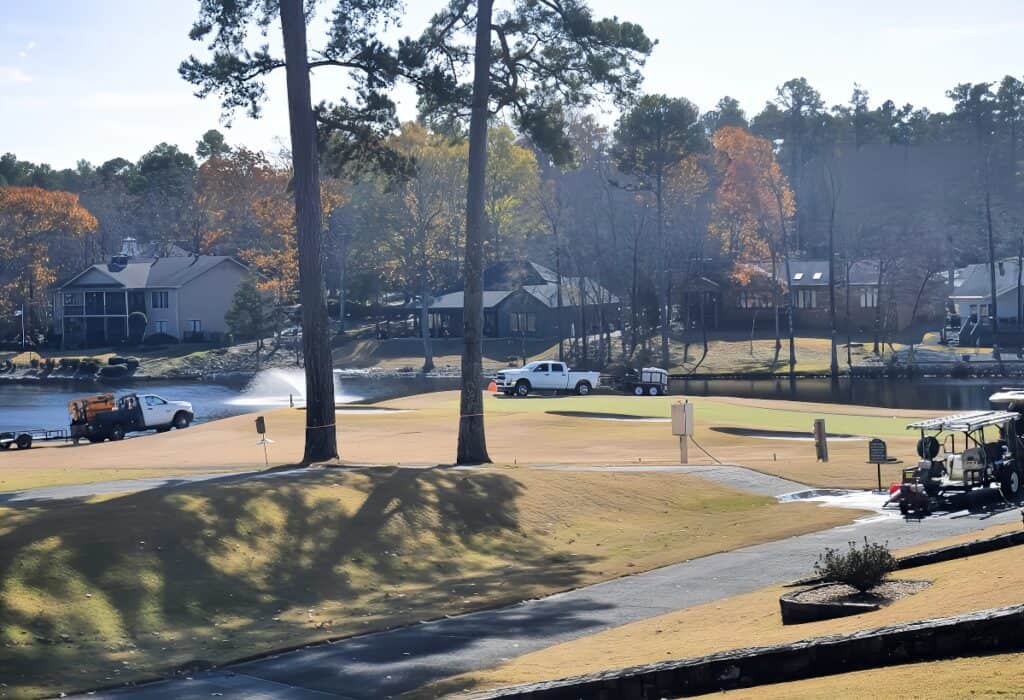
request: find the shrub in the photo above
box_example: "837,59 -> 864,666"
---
98,364 -> 130,378
813,538 -> 896,593
108,356 -> 128,366
125,357 -> 140,370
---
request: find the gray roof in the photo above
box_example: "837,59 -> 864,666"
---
61,256 -> 246,290
951,260 -> 1023,300
409,277 -> 618,312
748,259 -> 879,288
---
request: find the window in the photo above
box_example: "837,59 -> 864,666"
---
187,320 -> 202,333
63,292 -> 80,306
144,396 -> 167,407
792,272 -> 804,281
510,312 -> 536,334
151,291 -> 169,309
859,287 -> 878,308
85,291 -> 104,315
105,291 -> 126,315
811,272 -> 824,280
795,289 -> 817,309
550,363 -> 565,373
533,363 -> 549,373
737,291 -> 772,309
154,320 -> 168,334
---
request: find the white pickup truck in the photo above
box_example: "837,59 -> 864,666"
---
495,361 -> 601,397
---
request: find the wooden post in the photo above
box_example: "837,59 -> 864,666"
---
814,418 -> 828,462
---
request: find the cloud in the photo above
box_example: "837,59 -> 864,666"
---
0,66 -> 32,84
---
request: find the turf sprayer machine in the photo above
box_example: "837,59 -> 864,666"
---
894,390 -> 1024,515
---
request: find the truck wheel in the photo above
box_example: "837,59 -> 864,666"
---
575,381 -> 592,396
110,424 -> 126,441
1000,467 -> 1021,499
15,434 -> 32,450
0,442 -> 9,450
633,385 -> 644,396
88,436 -> 104,444
515,381 -> 530,397
647,385 -> 660,397
173,412 -> 191,429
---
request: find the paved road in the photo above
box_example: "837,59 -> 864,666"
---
81,467 -> 1023,699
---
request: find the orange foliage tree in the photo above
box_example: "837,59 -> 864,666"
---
0,186 -> 97,338
710,126 -> 797,369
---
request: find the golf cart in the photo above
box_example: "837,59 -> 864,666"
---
898,406 -> 1024,515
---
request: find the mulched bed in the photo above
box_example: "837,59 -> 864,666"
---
794,579 -> 931,606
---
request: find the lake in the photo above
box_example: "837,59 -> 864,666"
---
0,370 -> 459,432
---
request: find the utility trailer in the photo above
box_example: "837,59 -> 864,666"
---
0,428 -> 68,450
897,408 -> 1024,515
622,367 -> 669,396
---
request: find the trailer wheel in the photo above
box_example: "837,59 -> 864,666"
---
15,433 -> 32,450
575,381 -> 592,396
1000,467 -> 1022,499
515,381 -> 530,397
633,385 -> 644,396
110,424 -> 126,441
647,385 -> 660,397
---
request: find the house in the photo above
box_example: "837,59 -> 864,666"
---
54,241 -> 249,348
719,259 -> 916,332
403,261 -> 619,339
947,260 -> 1024,346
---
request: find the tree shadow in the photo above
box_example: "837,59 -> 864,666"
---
0,467 -> 599,697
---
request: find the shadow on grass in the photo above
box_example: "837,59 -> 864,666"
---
0,467 -> 599,697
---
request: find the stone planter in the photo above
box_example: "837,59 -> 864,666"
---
779,583 -> 880,624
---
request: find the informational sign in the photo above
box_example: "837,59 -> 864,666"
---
255,416 -> 267,434
868,438 -> 888,464
671,401 -> 694,436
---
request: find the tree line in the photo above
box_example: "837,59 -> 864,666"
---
2,0 -> 1022,463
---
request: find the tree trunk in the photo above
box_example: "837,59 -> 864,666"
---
872,259 -> 884,355
846,259 -> 853,369
1017,233 -> 1022,331
826,173 -> 839,378
420,286 -> 434,373
771,249 -> 781,368
555,238 -> 564,363
657,165 -> 670,369
279,0 -> 337,463
630,234 -> 640,357
986,189 -> 1000,359
456,0 -> 493,465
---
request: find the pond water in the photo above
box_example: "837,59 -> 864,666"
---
0,369 -> 459,432
671,376 -> 1018,411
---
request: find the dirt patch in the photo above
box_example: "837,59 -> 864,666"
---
793,580 -> 931,605
712,426 -> 862,441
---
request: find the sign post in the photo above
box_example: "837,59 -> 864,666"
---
813,418 -> 828,462
255,415 -> 274,468
867,438 -> 901,492
671,400 -> 694,464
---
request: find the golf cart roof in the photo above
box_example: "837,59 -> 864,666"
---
907,410 -> 1020,433
989,389 -> 1024,405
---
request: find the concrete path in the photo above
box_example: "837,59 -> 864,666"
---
82,474 -> 1024,699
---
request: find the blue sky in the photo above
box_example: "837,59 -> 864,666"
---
2,0 -> 1022,168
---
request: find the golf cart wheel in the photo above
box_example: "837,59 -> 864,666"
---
575,381 -> 591,396
899,501 -> 909,516
647,385 -> 660,397
110,424 -> 126,441
515,381 -> 530,397
173,412 -> 191,429
632,385 -> 644,396
1000,467 -> 1022,499
15,433 -> 32,450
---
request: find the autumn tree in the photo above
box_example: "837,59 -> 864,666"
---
414,0 -> 653,464
0,186 -> 97,339
485,125 -> 541,262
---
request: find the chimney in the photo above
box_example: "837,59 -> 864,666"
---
119,237 -> 141,259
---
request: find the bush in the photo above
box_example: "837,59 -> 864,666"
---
98,364 -> 131,378
813,538 -> 896,593
108,356 -> 128,366
144,332 -> 180,346
125,357 -> 140,370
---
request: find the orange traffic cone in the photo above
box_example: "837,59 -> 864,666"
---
487,380 -> 497,392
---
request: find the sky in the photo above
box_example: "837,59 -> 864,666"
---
2,0 -> 1022,169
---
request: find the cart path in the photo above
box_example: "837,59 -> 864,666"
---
80,485 -> 1024,698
